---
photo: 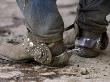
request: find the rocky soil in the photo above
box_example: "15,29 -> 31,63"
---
0,0 -> 110,82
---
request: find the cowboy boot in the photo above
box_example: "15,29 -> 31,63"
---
63,23 -> 109,58
72,23 -> 109,58
26,32 -> 72,67
0,30 -> 72,67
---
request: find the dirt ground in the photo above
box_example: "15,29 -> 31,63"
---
0,0 -> 110,82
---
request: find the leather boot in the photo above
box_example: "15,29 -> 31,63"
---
74,31 -> 109,58
64,23 -> 109,58
26,32 -> 72,67
0,31 -> 72,66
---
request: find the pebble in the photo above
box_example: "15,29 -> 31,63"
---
80,68 -> 89,75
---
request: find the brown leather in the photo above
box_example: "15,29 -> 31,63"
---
48,40 -> 66,57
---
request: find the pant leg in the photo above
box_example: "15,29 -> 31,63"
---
16,0 -> 64,43
77,0 -> 110,33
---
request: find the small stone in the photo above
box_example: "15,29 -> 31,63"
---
80,68 -> 89,75
41,43 -> 44,46
27,38 -> 30,41
47,58 -> 49,61
29,42 -> 34,47
22,43 -> 25,46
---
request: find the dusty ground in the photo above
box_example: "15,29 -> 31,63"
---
0,0 -> 110,82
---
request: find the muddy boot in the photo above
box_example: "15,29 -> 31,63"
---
64,23 -> 109,58
0,32 -> 72,66
26,32 -> 72,67
72,24 -> 109,58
